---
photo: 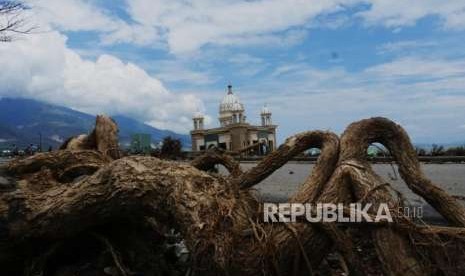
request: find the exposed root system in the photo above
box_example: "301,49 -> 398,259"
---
0,115 -> 464,275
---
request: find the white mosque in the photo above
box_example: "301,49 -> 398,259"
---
191,85 -> 277,155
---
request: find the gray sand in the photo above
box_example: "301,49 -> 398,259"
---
222,162 -> 465,222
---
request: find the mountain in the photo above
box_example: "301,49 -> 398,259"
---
0,98 -> 190,149
111,114 -> 191,148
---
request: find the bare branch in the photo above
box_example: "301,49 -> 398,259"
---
0,1 -> 34,42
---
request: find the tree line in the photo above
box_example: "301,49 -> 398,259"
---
415,145 -> 465,156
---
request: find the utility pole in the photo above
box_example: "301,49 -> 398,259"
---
39,132 -> 42,152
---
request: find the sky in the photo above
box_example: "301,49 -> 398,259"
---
1,0 -> 465,144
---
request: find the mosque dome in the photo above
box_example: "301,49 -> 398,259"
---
219,85 -> 244,113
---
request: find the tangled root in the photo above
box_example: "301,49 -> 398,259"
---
0,116 -> 464,275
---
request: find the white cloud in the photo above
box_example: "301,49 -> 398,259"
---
232,56 -> 465,143
24,0 -> 160,47
211,29 -> 309,49
0,31 -> 202,133
227,53 -> 268,76
99,23 -> 161,47
357,0 -> 465,30
26,0 -> 119,32
377,40 -> 439,54
228,54 -> 264,65
365,57 -> 465,79
18,1 -> 465,53
127,0 -> 347,54
151,60 -> 216,85
123,0 -> 465,54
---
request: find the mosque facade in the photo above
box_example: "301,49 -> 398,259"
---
191,85 -> 277,155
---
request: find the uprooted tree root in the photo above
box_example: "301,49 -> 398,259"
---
1,115 -> 465,275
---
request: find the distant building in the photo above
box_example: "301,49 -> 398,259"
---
130,133 -> 151,154
191,85 -> 277,155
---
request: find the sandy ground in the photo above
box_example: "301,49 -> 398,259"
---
224,162 -> 465,223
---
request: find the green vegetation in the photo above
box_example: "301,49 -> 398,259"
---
416,145 -> 465,156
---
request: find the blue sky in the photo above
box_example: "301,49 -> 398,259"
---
1,0 -> 465,144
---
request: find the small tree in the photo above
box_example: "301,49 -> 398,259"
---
159,136 -> 183,160
415,147 -> 427,156
430,144 -> 445,156
445,146 -> 465,156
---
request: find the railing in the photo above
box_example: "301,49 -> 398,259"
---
185,152 -> 465,163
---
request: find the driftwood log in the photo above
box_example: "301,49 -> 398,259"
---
0,116 -> 464,275
59,115 -> 121,160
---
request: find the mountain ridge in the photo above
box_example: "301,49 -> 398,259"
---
0,97 -> 190,149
